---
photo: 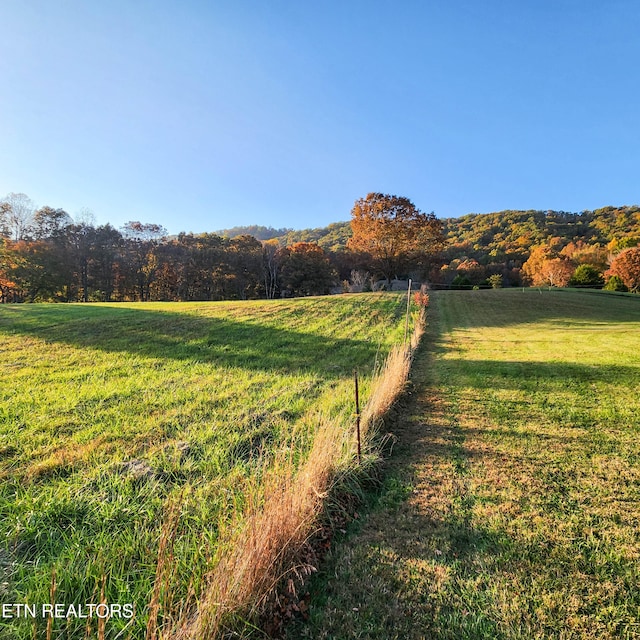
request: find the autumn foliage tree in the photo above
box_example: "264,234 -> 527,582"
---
347,193 -> 443,283
6,240 -> 69,301
606,247 -> 640,292
223,235 -> 264,300
0,238 -> 19,302
120,222 -> 167,301
522,245 -> 574,287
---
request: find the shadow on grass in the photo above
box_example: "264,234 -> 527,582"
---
433,288 -> 640,330
437,358 -> 640,389
287,293 -> 640,639
381,301 -> 639,634
0,304 -> 378,378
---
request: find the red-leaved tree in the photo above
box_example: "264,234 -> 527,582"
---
606,247 -> 640,292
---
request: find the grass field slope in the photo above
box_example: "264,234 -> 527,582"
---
289,289 -> 640,640
0,294 -> 407,639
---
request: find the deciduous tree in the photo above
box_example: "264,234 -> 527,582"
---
223,235 -> 263,300
88,224 -> 123,301
522,245 -> 574,287
0,193 -> 35,241
8,240 -> 67,301
277,242 -> 336,296
488,274 -> 503,289
0,238 -> 20,302
522,245 -> 552,285
606,247 -> 640,292
456,258 -> 485,285
543,258 -> 574,287
120,222 -> 167,301
31,206 -> 72,240
347,193 -> 443,283
262,239 -> 280,300
0,202 -> 11,238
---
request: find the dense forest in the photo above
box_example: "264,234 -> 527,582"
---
277,206 -> 640,290
439,206 -> 640,288
1,192 -> 639,303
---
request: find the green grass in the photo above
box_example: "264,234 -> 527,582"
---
287,289 -> 640,640
0,294 -> 407,639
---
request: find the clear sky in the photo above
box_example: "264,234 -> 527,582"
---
1,0 -> 638,235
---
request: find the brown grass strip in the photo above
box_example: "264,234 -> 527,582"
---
172,307 -> 426,639
146,494 -> 182,640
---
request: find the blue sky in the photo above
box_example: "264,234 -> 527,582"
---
1,0 -> 638,234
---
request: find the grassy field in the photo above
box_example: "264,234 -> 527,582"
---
0,294 -> 407,639
288,289 -> 640,639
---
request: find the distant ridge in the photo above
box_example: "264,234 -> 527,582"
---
274,222 -> 352,252
265,206 -> 640,259
215,222 -> 353,252
215,225 -> 293,241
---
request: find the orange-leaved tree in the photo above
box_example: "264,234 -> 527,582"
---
606,247 -> 640,293
347,193 -> 443,283
522,245 -> 574,287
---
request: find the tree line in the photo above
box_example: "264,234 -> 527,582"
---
0,205 -> 338,304
215,206 -> 640,292
2,191 -> 639,302
248,205 -> 640,292
0,192 -> 447,303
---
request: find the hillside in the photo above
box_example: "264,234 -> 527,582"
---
275,221 -> 352,252
268,206 -> 640,262
215,224 -> 293,240
214,221 -> 353,251
441,205 -> 640,264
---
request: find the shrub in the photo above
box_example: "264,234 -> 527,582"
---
487,274 -> 503,289
570,264 -> 604,287
413,290 -> 430,307
451,275 -> 472,289
603,275 -> 628,292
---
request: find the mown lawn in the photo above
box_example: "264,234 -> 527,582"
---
288,289 -> 640,640
0,294 -> 406,639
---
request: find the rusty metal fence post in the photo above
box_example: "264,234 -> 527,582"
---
354,370 -> 361,464
404,278 -> 413,345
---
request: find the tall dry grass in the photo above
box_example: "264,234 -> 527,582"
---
172,425 -> 344,639
146,494 -> 183,640
170,307 -> 426,639
361,308 -> 424,438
